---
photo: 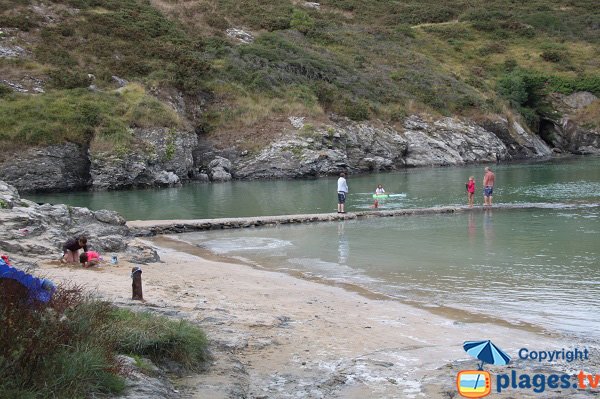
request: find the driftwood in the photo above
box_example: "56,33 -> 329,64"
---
131,267 -> 143,300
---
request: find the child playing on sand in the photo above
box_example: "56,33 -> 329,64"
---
466,176 -> 475,208
62,236 -> 88,263
80,251 -> 101,268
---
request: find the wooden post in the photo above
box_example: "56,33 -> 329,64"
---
131,267 -> 143,300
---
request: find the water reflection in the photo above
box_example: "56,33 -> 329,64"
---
468,212 -> 477,242
483,209 -> 495,250
338,222 -> 349,265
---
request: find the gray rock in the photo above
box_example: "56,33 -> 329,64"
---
561,92 -> 598,110
117,355 -> 177,399
542,92 -> 600,153
112,75 -> 128,87
90,128 -> 197,190
124,239 -> 161,264
0,45 -> 26,58
208,157 -> 232,182
94,209 -> 127,225
303,2 -> 321,9
234,115 -> 551,179
289,116 -> 306,129
0,180 -> 134,258
0,143 -> 90,193
226,28 -> 254,44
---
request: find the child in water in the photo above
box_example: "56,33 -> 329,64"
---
375,184 -> 385,195
466,176 -> 475,208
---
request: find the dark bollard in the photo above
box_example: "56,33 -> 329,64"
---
131,267 -> 143,300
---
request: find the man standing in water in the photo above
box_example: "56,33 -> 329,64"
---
483,167 -> 495,206
337,172 -> 348,214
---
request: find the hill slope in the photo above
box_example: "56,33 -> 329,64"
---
0,0 -> 598,190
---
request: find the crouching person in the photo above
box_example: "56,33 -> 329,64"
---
62,236 -> 88,264
80,251 -> 101,268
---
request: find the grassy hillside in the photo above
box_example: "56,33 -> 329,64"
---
0,0 -> 598,149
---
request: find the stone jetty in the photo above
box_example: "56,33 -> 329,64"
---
127,202 -> 581,236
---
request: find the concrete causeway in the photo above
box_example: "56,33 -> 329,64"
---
126,203 -> 573,236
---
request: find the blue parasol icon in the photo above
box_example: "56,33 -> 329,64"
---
463,340 -> 511,370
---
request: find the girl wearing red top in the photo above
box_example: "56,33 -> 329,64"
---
466,176 -> 476,208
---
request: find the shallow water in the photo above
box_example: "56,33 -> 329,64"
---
178,205 -> 600,338
28,156 -> 600,337
27,156 -> 600,220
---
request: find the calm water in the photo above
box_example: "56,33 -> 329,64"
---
28,156 -> 600,337
177,205 -> 600,337
27,156 -> 600,220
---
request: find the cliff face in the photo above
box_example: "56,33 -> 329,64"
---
540,92 -> 600,155
232,115 -> 551,179
0,111 -> 558,193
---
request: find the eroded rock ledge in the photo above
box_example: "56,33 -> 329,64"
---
0,180 -> 158,265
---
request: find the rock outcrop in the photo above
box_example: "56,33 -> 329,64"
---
0,180 -> 158,264
0,143 -> 90,193
233,115 -> 551,179
2,108 -> 595,193
541,92 -> 600,154
90,128 -> 198,190
207,156 -> 233,182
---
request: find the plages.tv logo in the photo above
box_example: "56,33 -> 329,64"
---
456,340 -> 511,398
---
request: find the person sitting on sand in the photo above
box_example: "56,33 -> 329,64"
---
375,184 -> 385,195
61,236 -> 88,264
80,251 -> 101,268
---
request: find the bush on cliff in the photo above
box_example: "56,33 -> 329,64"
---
0,85 -> 181,149
0,283 -> 208,398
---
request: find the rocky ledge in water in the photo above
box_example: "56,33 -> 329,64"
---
232,115 -> 551,179
0,180 -> 159,266
4,106 -> 599,192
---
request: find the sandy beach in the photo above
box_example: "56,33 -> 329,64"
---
37,237 -> 599,399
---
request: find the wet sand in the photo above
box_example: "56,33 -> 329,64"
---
38,240 -> 599,398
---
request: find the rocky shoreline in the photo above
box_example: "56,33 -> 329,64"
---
2,95 -> 598,194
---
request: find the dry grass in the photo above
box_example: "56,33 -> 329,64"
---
573,100 -> 600,129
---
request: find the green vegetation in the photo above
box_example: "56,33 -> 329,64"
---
0,283 -> 208,398
0,0 -> 598,147
0,84 -> 180,149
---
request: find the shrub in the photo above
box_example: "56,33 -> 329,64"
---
0,83 -> 11,97
540,50 -> 564,63
290,9 -> 315,34
338,98 -> 370,121
47,69 -> 92,89
0,282 -> 208,398
109,308 -> 209,369
497,71 -> 528,106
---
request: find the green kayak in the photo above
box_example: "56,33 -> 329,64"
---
372,194 -> 389,199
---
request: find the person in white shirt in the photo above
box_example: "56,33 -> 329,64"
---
375,184 -> 385,195
337,172 -> 348,213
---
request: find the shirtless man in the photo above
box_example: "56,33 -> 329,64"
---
483,167 -> 495,206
